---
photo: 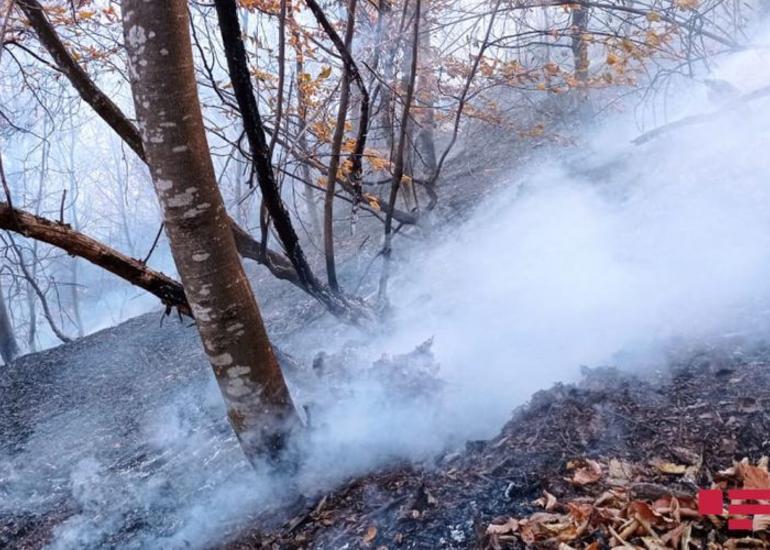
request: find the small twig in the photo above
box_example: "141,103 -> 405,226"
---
142,222 -> 164,264
58,188 -> 67,224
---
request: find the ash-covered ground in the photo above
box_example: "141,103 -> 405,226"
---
6,53 -> 770,548
0,122 -> 523,549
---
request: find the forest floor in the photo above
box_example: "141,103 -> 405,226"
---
0,120 -> 533,550
227,343 -> 770,549
6,120 -> 770,549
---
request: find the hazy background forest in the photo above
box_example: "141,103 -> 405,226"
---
1,0 -> 760,354
2,0 -> 770,547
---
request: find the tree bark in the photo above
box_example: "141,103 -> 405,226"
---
414,0 -> 437,178
0,282 -> 19,365
570,4 -> 592,120
122,0 -> 299,464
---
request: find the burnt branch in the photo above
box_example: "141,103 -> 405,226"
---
213,0 -> 323,293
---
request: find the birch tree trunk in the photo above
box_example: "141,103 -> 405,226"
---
121,0 -> 299,465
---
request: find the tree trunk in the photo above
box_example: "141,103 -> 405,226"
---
377,1 -> 398,153
121,0 -> 299,464
289,5 -> 321,240
570,5 -> 593,121
0,283 -> 19,365
379,0 -> 421,303
214,0 -> 321,295
67,124 -> 85,337
320,0 -> 358,291
414,0 -> 437,179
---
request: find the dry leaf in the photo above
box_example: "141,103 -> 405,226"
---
675,0 -> 699,9
595,490 -> 619,506
535,490 -> 558,511
567,502 -> 594,524
671,447 -> 701,465
317,65 -> 332,80
737,462 -> 770,489
572,460 -> 603,485
652,460 -> 687,475
660,523 -> 686,547
628,501 -> 664,525
520,523 -> 536,544
609,458 -> 634,480
719,464 -> 737,477
486,518 -> 519,535
640,536 -> 667,550
753,515 -> 770,532
724,537 -> 767,549
363,525 -> 377,543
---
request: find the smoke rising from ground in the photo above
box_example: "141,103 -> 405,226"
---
4,30 -> 770,549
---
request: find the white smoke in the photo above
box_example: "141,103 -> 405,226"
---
6,26 -> 770,550
300,28 -> 770,458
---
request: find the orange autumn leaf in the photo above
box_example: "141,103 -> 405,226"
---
737,461 -> 770,489
362,525 -> 377,543
572,459 -> 602,485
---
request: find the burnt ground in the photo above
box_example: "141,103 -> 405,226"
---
4,119 -> 768,548
0,123 -> 535,549
227,344 -> 770,549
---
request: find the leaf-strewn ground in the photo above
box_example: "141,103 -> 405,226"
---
228,344 -> 770,549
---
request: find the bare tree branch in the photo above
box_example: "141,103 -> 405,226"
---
15,0 -> 146,159
0,202 -> 191,316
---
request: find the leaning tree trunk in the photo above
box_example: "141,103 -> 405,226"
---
0,283 -> 19,365
121,0 -> 299,465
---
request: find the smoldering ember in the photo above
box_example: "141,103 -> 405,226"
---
2,1 -> 770,549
